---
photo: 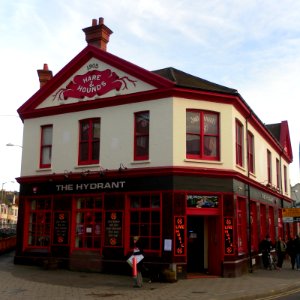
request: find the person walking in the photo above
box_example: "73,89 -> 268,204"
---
259,234 -> 273,269
286,236 -> 296,270
275,236 -> 286,269
294,235 -> 300,270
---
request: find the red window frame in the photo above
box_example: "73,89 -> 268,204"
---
186,110 -> 220,160
276,158 -> 280,188
40,125 -> 53,168
129,193 -> 161,253
237,197 -> 247,254
250,201 -> 258,251
78,118 -> 100,165
134,111 -> 149,161
267,150 -> 272,184
74,196 -> 103,250
247,131 -> 255,173
235,120 -> 244,167
283,165 -> 287,193
27,197 -> 52,248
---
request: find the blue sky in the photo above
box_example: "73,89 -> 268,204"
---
1,0 -> 300,191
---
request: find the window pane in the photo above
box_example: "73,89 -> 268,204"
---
186,111 -> 200,133
80,121 -> 89,140
186,135 -> 200,155
136,136 -> 149,156
80,143 -> 88,161
135,112 -> 149,134
42,127 -> 53,145
204,136 -> 217,156
204,113 -> 218,134
92,141 -> 100,160
93,121 -> 100,139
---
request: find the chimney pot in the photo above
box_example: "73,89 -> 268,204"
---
37,64 -> 53,88
82,17 -> 113,51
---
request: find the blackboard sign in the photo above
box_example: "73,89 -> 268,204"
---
174,216 -> 185,256
105,211 -> 123,247
53,212 -> 69,245
224,217 -> 234,255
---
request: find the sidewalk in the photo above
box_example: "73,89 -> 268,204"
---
1,251 -> 300,300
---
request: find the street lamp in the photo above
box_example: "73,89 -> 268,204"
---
1,181 -> 15,203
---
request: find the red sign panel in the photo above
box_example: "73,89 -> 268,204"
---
53,69 -> 137,100
224,217 -> 234,255
174,216 -> 185,256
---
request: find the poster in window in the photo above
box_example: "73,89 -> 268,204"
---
105,211 -> 123,247
174,216 -> 185,256
53,212 -> 69,245
224,217 -> 234,255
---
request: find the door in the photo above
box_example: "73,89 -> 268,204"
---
187,216 -> 205,273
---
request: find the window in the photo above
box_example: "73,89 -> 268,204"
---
247,131 -> 255,173
134,111 -> 149,160
283,165 -> 287,193
237,197 -> 247,254
129,193 -> 161,252
28,198 -> 52,247
186,110 -> 219,160
75,196 -> 103,249
236,120 -> 244,167
40,125 -> 53,168
267,150 -> 272,184
78,118 -> 100,165
276,158 -> 280,189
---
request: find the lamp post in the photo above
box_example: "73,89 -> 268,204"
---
1,181 -> 15,203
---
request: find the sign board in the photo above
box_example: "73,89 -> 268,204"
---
283,217 -> 294,223
282,208 -> 300,217
53,212 -> 69,245
174,216 -> 185,256
105,211 -> 123,247
224,217 -> 234,255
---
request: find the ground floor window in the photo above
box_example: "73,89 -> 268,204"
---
28,197 -> 52,247
129,193 -> 161,252
75,196 -> 103,249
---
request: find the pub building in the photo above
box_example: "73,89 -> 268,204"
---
14,18 -> 294,278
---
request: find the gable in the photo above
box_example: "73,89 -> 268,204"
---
18,45 -> 174,119
37,57 -> 156,109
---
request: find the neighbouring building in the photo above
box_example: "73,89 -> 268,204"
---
14,18 -> 294,278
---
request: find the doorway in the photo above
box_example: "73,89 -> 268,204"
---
187,216 -> 221,275
187,216 -> 205,273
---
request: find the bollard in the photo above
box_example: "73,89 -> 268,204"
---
132,256 -> 137,278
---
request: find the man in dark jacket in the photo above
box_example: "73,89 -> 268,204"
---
259,234 -> 273,269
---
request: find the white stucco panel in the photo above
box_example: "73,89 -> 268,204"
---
37,58 -> 156,109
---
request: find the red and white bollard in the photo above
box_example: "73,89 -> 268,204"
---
132,256 -> 137,278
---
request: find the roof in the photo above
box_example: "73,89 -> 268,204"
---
152,67 -> 238,95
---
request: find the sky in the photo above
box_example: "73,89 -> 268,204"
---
1,0 -> 300,192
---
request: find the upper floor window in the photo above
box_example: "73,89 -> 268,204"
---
247,131 -> 255,173
134,111 -> 149,160
267,150 -> 272,184
78,118 -> 100,165
235,120 -> 244,167
276,158 -> 280,188
40,125 -> 53,168
283,165 -> 287,193
186,110 -> 219,160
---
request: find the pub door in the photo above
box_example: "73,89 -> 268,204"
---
187,216 -> 205,273
187,216 -> 221,275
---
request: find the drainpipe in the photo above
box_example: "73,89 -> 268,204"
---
245,112 -> 253,273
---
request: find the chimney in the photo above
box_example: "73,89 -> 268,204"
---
82,17 -> 113,51
37,64 -> 53,88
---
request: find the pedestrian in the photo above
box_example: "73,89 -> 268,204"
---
294,235 -> 300,270
132,236 -> 144,287
275,236 -> 286,269
259,234 -> 273,269
286,236 -> 296,270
